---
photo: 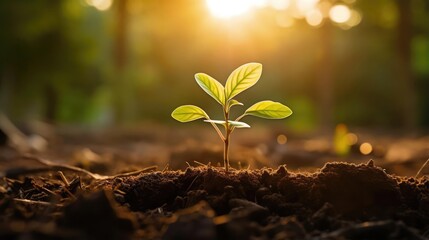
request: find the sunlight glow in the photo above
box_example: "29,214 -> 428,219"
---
252,0 -> 269,8
305,9 -> 323,26
85,0 -> 112,11
346,10 -> 362,27
317,1 -> 332,17
296,0 -> 319,13
206,0 -> 255,19
329,5 -> 351,23
205,0 -> 361,29
276,14 -> 295,27
269,0 -> 290,10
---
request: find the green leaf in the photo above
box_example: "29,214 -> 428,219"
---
245,100 -> 292,119
195,73 -> 225,105
204,119 -> 226,125
204,120 -> 250,128
171,105 -> 209,122
227,99 -> 243,112
225,63 -> 262,101
228,120 -> 251,128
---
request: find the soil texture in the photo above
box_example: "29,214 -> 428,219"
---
1,160 -> 429,239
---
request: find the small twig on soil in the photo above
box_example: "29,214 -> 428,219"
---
194,161 -> 207,167
186,175 -> 200,192
13,198 -> 64,207
186,162 -> 191,168
111,166 -> 158,178
62,185 -> 77,200
57,171 -> 70,187
78,177 -> 83,190
416,158 -> 429,178
162,163 -> 169,172
56,172 -> 77,200
34,185 -> 61,198
18,155 -> 105,179
8,155 -> 157,180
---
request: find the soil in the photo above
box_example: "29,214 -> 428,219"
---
1,160 -> 428,239
1,126 -> 429,239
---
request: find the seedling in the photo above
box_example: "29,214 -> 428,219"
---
172,62 -> 292,172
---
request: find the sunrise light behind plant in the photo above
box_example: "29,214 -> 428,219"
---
204,0 -> 360,29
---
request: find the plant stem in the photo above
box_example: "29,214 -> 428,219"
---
230,113 -> 246,134
223,106 -> 230,172
223,135 -> 229,172
207,120 -> 225,141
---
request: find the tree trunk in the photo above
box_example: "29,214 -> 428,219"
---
316,24 -> 334,132
396,0 -> 418,128
112,0 -> 129,124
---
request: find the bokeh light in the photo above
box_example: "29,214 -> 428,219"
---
85,0 -> 112,11
346,10 -> 362,27
305,9 -> 323,26
360,142 -> 373,155
296,0 -> 319,14
203,0 -> 361,29
346,133 -> 358,145
317,1 -> 332,17
329,4 -> 351,23
277,134 -> 288,144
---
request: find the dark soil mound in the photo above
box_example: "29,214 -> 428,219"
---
114,162 -> 429,239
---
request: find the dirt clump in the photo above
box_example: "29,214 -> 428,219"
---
112,162 -> 429,239
314,162 -> 403,218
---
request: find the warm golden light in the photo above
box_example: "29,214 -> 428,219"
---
206,0 -> 254,19
305,9 -> 323,26
252,0 -> 269,8
86,0 -> 112,11
269,0 -> 290,10
346,10 -> 362,27
360,142 -> 373,155
276,14 -> 295,27
277,134 -> 288,144
296,0 -> 319,14
317,1 -> 332,17
329,5 -> 351,23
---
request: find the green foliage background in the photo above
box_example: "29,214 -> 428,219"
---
0,0 -> 428,130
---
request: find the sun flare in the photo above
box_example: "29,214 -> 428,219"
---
206,0 -> 255,19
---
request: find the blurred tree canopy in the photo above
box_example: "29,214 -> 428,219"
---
0,0 -> 109,123
0,0 -> 428,130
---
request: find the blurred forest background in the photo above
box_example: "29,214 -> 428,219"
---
0,0 -> 428,132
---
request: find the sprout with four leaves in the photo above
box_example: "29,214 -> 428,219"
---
172,62 -> 292,172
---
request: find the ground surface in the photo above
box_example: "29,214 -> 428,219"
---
0,125 -> 429,239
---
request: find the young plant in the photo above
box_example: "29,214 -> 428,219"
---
171,62 -> 292,172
